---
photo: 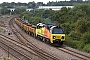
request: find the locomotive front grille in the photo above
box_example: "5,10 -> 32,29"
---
53,36 -> 60,39
53,39 -> 61,43
56,36 -> 60,38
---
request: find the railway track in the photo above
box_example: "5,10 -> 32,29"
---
9,18 -> 25,45
0,34 -> 32,60
0,34 -> 44,60
0,43 -> 21,60
0,41 -> 32,60
57,46 -> 90,60
0,39 -> 21,60
9,17 -> 60,60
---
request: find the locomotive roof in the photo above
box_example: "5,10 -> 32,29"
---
45,24 -> 54,28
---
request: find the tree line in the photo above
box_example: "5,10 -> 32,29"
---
0,1 -> 90,8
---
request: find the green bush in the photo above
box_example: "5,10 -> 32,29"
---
7,57 -> 11,60
75,19 -> 90,34
69,31 -> 81,40
61,23 -> 72,34
77,42 -> 85,50
29,17 -> 43,25
65,35 -> 81,48
65,34 -> 90,53
83,44 -> 90,53
81,31 -> 90,44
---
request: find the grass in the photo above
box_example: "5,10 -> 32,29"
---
0,58 -> 5,60
0,27 -> 3,32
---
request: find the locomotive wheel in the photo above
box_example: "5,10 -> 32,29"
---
46,39 -> 50,44
29,32 -> 31,35
27,31 -> 29,34
40,36 -> 43,41
59,42 -> 63,46
42,37 -> 45,42
36,35 -> 40,40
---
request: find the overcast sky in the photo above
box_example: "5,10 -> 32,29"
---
0,0 -> 70,4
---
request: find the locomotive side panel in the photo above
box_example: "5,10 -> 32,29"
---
43,28 -> 51,42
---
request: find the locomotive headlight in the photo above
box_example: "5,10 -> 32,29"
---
53,36 -> 56,39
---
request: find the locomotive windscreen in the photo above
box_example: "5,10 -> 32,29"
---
52,28 -> 64,34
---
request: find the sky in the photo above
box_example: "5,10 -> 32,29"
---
0,0 -> 69,4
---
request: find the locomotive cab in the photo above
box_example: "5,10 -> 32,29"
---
50,26 -> 65,44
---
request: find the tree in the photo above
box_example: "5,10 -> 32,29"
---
29,17 -> 43,25
76,18 -> 90,33
32,1 -> 36,13
1,7 -> 10,14
55,7 -> 70,24
81,31 -> 90,44
15,7 -> 26,14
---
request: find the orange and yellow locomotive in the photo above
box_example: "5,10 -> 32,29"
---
15,18 -> 65,46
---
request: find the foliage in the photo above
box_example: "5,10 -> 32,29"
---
65,35 -> 81,48
81,31 -> 90,44
14,7 -> 26,14
42,9 -> 55,21
82,44 -> 90,53
69,31 -> 81,40
77,42 -> 85,50
7,57 -> 11,60
74,3 -> 90,16
20,11 -> 31,20
29,17 -> 43,25
1,7 -> 10,14
61,23 -> 70,34
75,18 -> 90,33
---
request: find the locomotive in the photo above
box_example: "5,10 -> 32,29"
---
14,17 -> 65,46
